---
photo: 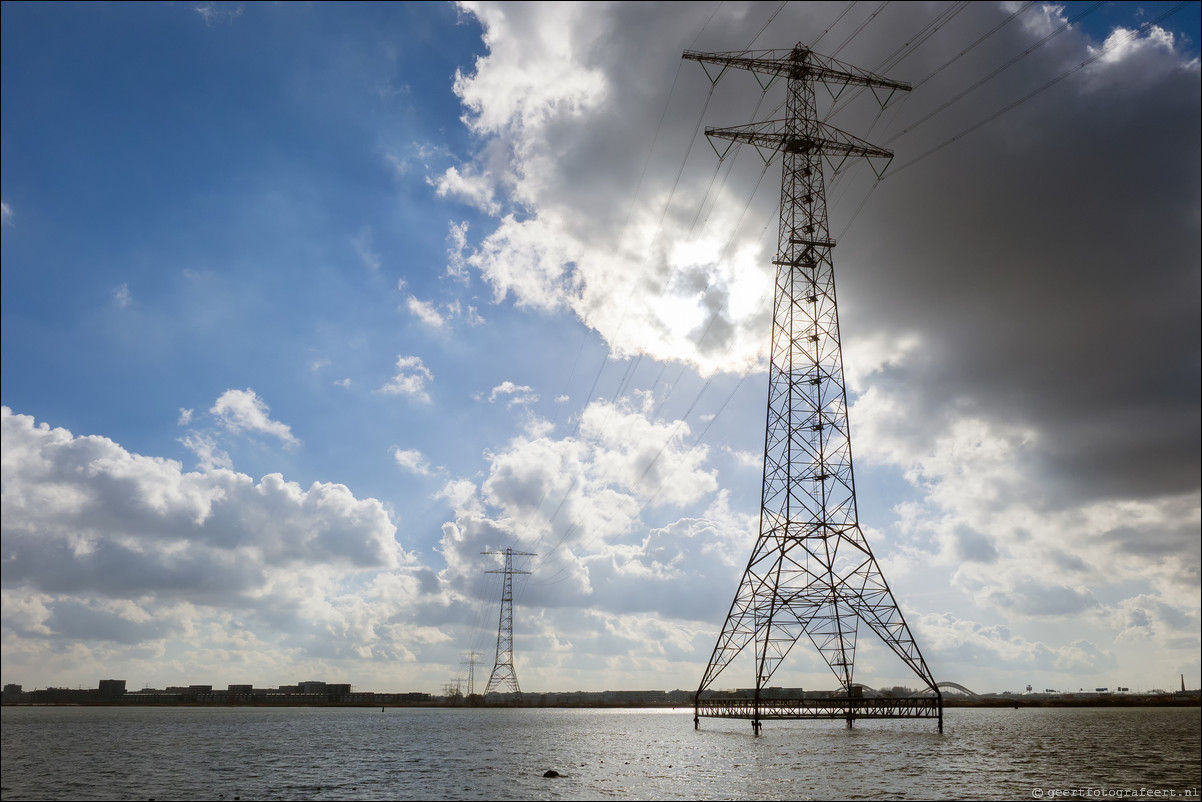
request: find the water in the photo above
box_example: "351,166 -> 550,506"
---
2,706 -> 1198,800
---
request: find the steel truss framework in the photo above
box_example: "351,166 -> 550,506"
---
482,548 -> 534,700
683,45 -> 941,730
697,696 -> 942,723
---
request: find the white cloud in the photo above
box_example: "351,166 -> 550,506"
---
1089,24 -> 1179,67
377,355 -> 434,403
432,166 -> 500,214
454,2 -> 608,136
177,408 -> 194,426
0,406 -> 449,689
440,3 -> 791,376
393,447 -> 432,476
406,296 -> 446,328
178,432 -> 232,471
210,389 -> 299,447
435,397 -> 726,601
445,221 -> 471,281
1,201 -> 12,226
1,406 -> 407,598
486,381 -> 538,407
725,447 -> 760,469
112,282 -> 132,308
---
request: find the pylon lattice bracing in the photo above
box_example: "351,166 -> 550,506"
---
683,45 -> 941,729
482,548 -> 533,700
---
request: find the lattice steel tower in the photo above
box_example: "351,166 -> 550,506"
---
462,651 -> 479,697
482,548 -> 534,700
684,45 -> 940,725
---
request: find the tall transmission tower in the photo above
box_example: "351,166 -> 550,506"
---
683,44 -> 941,731
482,548 -> 534,700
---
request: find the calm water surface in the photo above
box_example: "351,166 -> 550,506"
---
2,706 -> 1199,800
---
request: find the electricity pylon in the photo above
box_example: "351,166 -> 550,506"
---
462,651 -> 479,697
684,45 -> 940,718
482,548 -> 534,700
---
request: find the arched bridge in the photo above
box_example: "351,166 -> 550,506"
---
909,681 -> 980,699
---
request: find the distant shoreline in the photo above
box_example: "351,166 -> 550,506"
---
941,696 -> 1200,708
5,695 -> 1199,710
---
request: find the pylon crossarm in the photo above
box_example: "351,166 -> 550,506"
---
682,47 -> 911,97
706,119 -> 894,162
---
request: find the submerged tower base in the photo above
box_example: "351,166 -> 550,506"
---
694,694 -> 943,733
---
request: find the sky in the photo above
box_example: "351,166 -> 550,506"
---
2,1 -> 1199,697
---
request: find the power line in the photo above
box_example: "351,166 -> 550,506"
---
811,1 -> 860,50
884,1 -> 1193,177
882,1 -> 1105,146
831,1 -> 890,57
911,1 -> 1037,90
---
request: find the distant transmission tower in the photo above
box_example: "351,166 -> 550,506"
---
462,651 -> 479,697
684,44 -> 941,731
482,548 -> 534,700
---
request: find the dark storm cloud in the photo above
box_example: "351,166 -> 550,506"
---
453,1 -> 1199,509
847,60 -> 1199,503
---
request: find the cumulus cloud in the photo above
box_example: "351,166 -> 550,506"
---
1089,24 -> 1181,68
377,355 -> 434,403
0,407 -> 465,689
433,397 -> 735,617
2,407 -> 402,585
418,394 -> 770,690
210,388 -> 299,447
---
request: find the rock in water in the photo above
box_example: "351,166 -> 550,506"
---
543,770 -> 560,778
